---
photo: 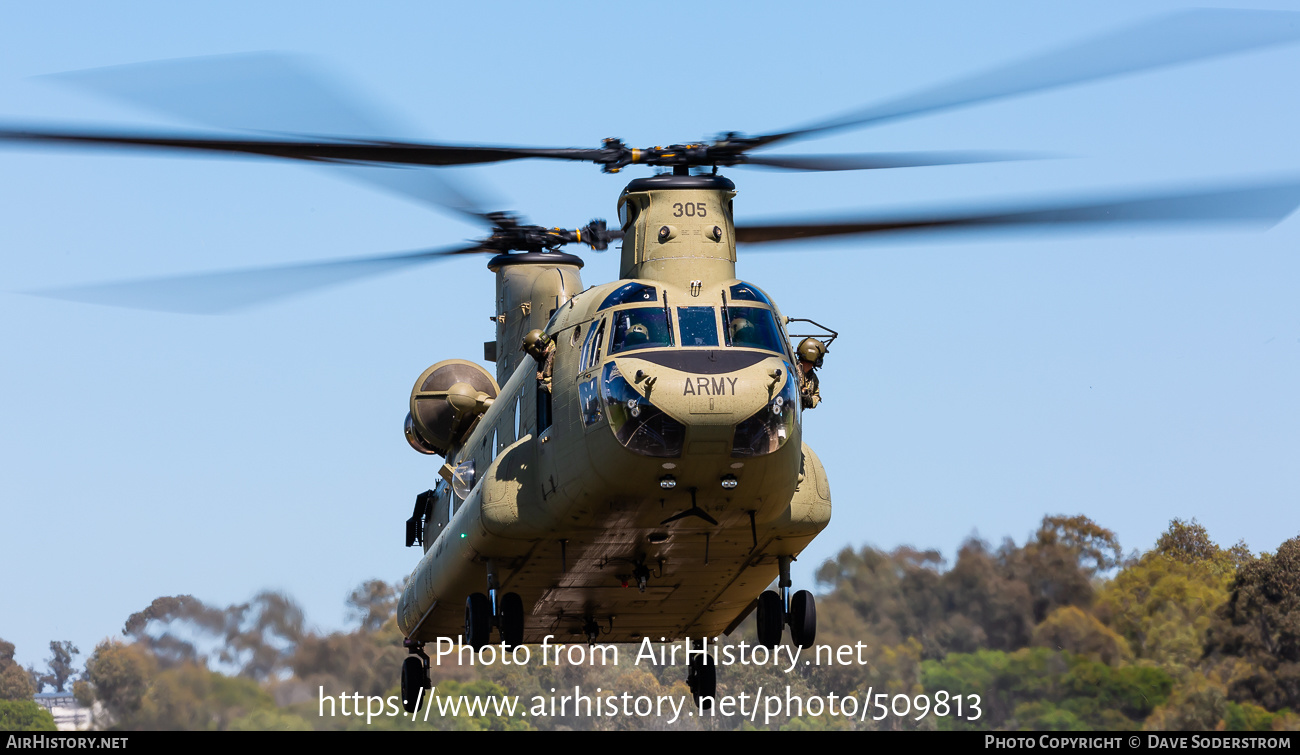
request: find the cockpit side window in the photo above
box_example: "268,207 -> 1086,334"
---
609,307 -> 673,354
725,306 -> 786,354
618,195 -> 641,230
579,317 -> 606,373
677,307 -> 719,347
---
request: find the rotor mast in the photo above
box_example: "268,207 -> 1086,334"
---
618,173 -> 738,286
487,251 -> 584,386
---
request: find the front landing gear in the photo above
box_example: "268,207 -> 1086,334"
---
400,641 -> 431,714
756,556 -> 817,649
685,639 -> 717,710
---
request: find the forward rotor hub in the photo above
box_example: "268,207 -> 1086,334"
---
597,136 -> 758,173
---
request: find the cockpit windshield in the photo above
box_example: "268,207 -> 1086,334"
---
725,306 -> 786,354
677,307 -> 719,347
609,308 -> 673,354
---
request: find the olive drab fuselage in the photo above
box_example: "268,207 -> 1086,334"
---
398,173 -> 832,643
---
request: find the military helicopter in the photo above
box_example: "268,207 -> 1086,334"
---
5,8 -> 1300,711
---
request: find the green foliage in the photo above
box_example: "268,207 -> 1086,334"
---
1222,701 -> 1285,732
1206,536 -> 1300,712
810,514 -> 1119,670
0,639 -> 36,701
135,663 -> 274,730
226,708 -> 313,731
1095,521 -> 1237,672
36,641 -> 80,693
1143,674 -> 1229,731
346,580 -> 398,633
922,647 -> 1172,731
84,640 -> 279,731
1031,606 -> 1131,666
1009,515 -> 1121,624
83,640 -> 156,726
64,520 -> 1295,731
287,617 -> 406,699
72,679 -> 94,708
0,699 -> 57,731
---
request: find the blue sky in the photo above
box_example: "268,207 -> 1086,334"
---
2,0 -> 1299,671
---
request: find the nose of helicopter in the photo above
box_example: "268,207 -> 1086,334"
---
596,349 -> 803,503
609,348 -> 799,455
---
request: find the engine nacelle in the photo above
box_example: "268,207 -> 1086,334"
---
405,359 -> 499,457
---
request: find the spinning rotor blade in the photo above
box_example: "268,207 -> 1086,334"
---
26,244 -> 487,314
0,127 -> 606,168
6,10 -> 1299,175
35,53 -> 498,222
754,8 -> 1300,149
739,150 -> 1033,172
734,180 -> 1300,245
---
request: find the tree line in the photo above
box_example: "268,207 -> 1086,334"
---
3,516 -> 1297,731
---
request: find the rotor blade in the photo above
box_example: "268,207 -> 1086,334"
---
734,180 -> 1300,245
42,53 -> 498,222
739,150 -> 1036,172
755,8 -> 1300,148
24,244 -> 488,314
0,126 -> 607,168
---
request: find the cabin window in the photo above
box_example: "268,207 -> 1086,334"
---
499,401 -> 515,449
609,307 -> 673,355
725,306 -> 786,354
451,460 -> 476,501
677,307 -> 719,347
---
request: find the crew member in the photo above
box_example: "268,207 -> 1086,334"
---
796,337 -> 826,409
729,316 -> 756,347
522,329 -> 556,392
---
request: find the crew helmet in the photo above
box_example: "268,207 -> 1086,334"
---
797,337 -> 827,367
522,329 -> 552,356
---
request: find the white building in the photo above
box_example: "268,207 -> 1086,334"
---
32,692 -> 91,731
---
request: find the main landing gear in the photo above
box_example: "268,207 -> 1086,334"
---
465,560 -> 524,649
756,555 -> 817,649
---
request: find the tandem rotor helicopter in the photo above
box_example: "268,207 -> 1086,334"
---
4,8 -> 1300,710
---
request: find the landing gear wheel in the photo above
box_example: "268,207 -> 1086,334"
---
756,590 -> 785,648
688,653 -> 716,710
499,592 -> 524,647
400,656 -> 428,713
465,592 -> 491,649
788,590 -> 817,649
